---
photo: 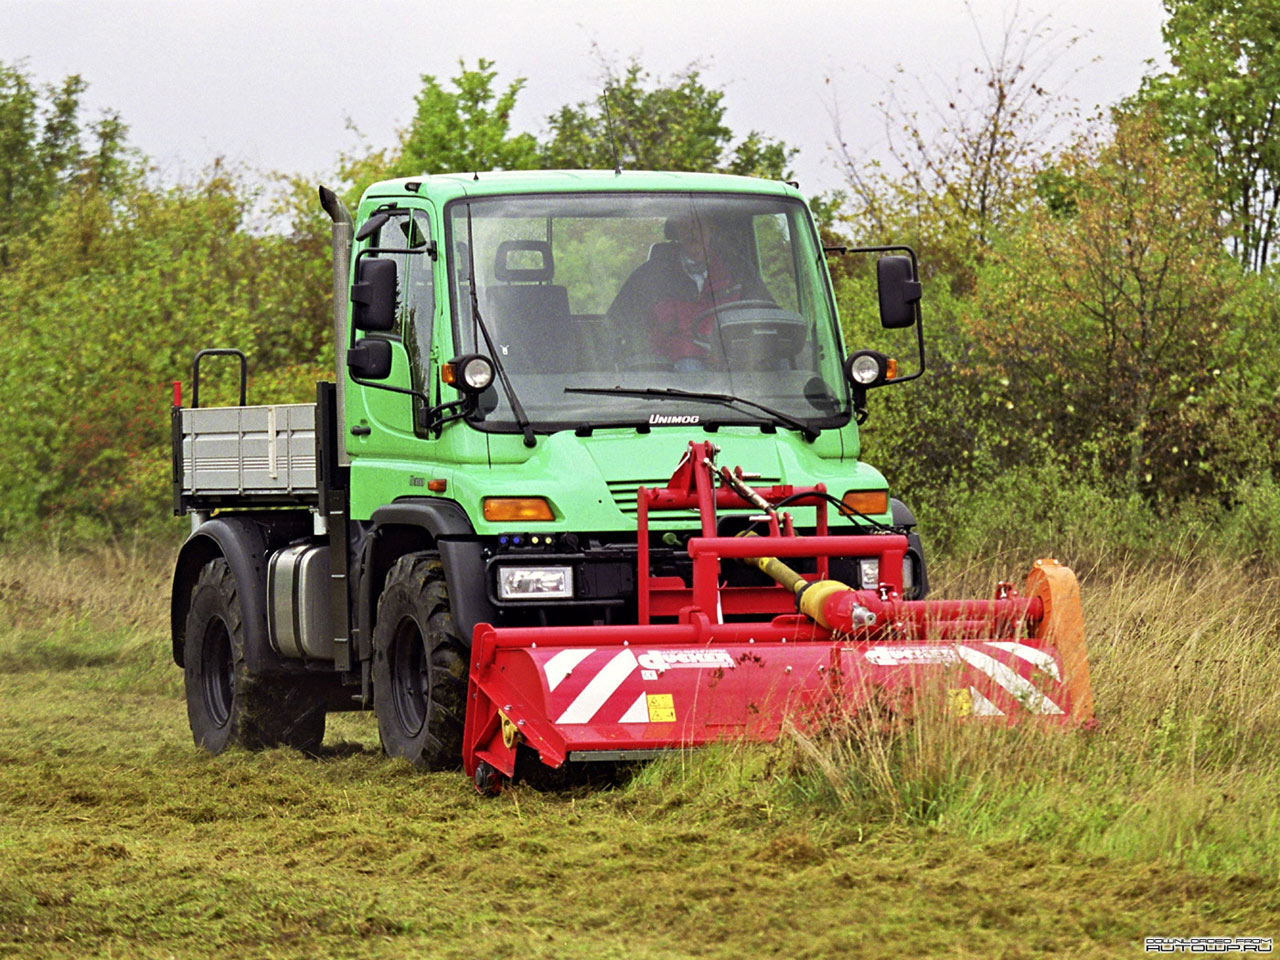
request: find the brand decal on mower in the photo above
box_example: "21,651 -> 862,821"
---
864,645 -> 960,666
637,650 -> 736,672
648,413 -> 701,425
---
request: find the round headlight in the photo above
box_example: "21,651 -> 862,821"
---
445,354 -> 496,394
846,350 -> 887,386
461,356 -> 495,391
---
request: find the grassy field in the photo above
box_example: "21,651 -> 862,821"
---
0,545 -> 1277,958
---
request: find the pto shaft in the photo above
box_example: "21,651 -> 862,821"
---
741,544 -> 874,630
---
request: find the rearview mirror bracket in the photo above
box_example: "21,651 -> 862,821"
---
825,243 -> 927,388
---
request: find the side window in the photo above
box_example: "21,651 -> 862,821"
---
401,211 -> 435,397
753,213 -> 800,312
366,208 -> 435,391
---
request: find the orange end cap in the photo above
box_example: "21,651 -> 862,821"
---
1026,558 -> 1094,723
441,363 -> 457,385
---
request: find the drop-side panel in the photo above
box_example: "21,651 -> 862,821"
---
181,404 -> 318,501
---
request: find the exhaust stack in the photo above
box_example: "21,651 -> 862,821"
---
319,185 -> 353,467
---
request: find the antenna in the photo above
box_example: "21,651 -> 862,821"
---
603,87 -> 621,175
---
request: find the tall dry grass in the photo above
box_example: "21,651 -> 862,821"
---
0,540 -> 173,687
777,558 -> 1280,877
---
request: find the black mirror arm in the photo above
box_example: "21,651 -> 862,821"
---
351,378 -> 474,438
420,397 -> 471,438
851,385 -> 870,425
858,316 -> 926,388
350,376 -> 431,408
888,315 -> 927,386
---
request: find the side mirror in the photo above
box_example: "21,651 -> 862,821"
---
355,212 -> 391,243
351,258 -> 397,332
348,338 -> 392,380
876,255 -> 922,329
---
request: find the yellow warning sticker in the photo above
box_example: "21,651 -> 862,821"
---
647,693 -> 676,723
947,688 -> 972,717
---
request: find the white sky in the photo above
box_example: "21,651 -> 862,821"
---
3,0 -> 1168,196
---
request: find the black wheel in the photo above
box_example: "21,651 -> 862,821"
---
372,553 -> 469,770
473,760 -> 505,796
183,558 -> 326,755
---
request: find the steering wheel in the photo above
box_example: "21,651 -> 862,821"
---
688,298 -> 780,325
688,301 -> 810,365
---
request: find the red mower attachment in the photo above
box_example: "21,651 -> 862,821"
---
462,442 -> 1094,791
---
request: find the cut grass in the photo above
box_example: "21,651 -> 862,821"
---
0,546 -> 1276,957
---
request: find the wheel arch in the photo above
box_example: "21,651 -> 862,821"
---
890,497 -> 929,600
171,513 -> 309,670
358,499 -> 495,657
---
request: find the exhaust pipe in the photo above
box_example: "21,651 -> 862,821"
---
319,185 -> 353,467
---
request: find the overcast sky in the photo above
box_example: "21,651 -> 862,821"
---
3,0 -> 1168,196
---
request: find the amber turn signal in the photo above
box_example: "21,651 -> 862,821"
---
483,497 -> 556,522
841,490 -> 889,516
440,362 -> 457,385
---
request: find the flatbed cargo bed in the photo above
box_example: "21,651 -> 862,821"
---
173,402 -> 320,511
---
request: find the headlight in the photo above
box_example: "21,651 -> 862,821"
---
902,556 -> 916,595
497,566 -> 573,600
844,350 -> 889,386
461,355 -> 494,390
858,558 -> 880,588
444,354 -> 495,393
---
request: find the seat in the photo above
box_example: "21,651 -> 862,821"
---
484,240 -> 573,373
647,240 -> 680,263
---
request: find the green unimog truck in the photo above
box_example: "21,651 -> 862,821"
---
170,170 -> 926,774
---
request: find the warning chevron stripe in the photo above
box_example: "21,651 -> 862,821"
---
863,641 -> 1066,717
553,649 -> 641,725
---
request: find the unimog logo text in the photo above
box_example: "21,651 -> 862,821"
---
648,413 -> 701,425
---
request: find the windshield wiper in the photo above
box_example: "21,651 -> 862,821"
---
564,386 -> 820,442
465,204 -> 536,447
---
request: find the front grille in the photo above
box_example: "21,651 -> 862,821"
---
607,476 -> 781,517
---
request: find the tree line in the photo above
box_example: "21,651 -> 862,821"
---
1,0 -> 1277,560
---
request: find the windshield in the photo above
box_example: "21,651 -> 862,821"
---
447,192 -> 848,432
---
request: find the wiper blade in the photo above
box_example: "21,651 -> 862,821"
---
465,203 -> 535,448
564,386 -> 819,441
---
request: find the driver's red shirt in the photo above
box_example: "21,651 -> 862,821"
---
651,255 -> 741,364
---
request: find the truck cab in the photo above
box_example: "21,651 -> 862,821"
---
170,170 -> 927,768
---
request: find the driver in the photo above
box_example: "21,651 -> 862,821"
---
607,213 -> 771,372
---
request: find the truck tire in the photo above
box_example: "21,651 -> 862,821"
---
183,558 -> 326,755
372,553 -> 468,770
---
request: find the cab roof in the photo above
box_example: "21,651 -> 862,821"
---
360,169 -> 803,206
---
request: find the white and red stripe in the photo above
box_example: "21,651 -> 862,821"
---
864,640 -> 1067,716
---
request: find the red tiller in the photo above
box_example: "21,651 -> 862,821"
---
462,441 -> 1093,788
